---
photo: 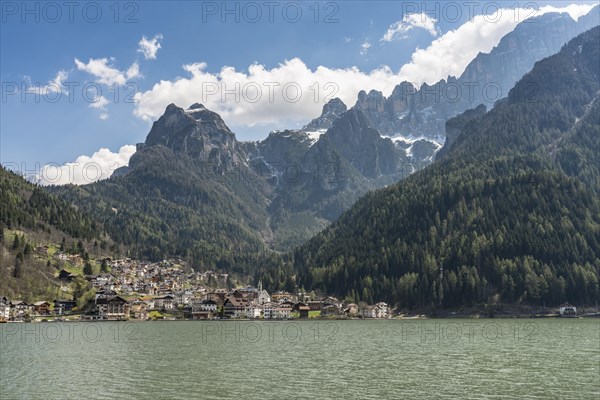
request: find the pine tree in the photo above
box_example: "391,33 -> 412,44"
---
13,255 -> 23,278
83,262 -> 93,276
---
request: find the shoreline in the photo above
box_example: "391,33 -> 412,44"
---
10,313 -> 599,323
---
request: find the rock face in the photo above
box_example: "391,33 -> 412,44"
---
437,104 -> 488,160
145,103 -> 243,171
459,10 -> 600,109
323,109 -> 401,179
354,8 -> 599,141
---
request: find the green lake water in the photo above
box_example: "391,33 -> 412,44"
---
1,319 -> 598,399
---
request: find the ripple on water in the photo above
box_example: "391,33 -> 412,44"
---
1,319 -> 599,399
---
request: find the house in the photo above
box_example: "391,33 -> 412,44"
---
280,300 -> 296,309
129,299 -> 149,320
307,300 -> 323,311
374,302 -> 390,319
0,297 -> 10,320
10,300 -> 32,319
141,297 -> 155,310
120,284 -> 133,294
174,291 -> 194,306
245,303 -> 262,319
204,289 -> 227,306
359,305 -> 377,318
90,273 -> 114,288
223,297 -> 248,318
294,303 -> 310,319
95,289 -> 117,301
58,269 -> 77,282
236,286 -> 258,300
230,289 -> 255,301
96,296 -> 130,319
191,299 -> 217,319
559,303 -> 577,317
143,283 -> 158,295
54,300 -> 77,315
33,301 -> 51,315
271,292 -> 296,303
154,295 -> 175,310
321,304 -> 340,317
344,303 -> 359,317
323,296 -> 342,309
263,302 -> 292,319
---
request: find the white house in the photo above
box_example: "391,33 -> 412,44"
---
559,303 -> 577,317
263,302 -> 291,319
359,305 -> 377,318
0,298 -> 10,320
375,302 -> 390,319
245,303 -> 262,319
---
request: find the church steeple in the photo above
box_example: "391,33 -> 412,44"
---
258,279 -> 263,292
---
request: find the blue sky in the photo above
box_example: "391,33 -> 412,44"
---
1,0 -> 597,183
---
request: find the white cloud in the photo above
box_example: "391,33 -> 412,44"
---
397,4 -> 596,85
126,62 -> 140,80
133,58 -> 404,129
25,70 -> 68,95
89,95 -> 109,109
48,70 -> 69,92
381,13 -> 439,42
74,57 -> 140,85
37,145 -> 136,186
538,4 -> 595,20
360,42 -> 371,55
132,4 -> 596,130
138,34 -> 163,60
88,95 -> 110,119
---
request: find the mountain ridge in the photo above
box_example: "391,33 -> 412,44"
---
292,26 -> 600,308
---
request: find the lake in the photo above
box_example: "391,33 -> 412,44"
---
1,319 -> 598,399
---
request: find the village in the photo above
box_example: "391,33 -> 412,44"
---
0,255 -> 394,322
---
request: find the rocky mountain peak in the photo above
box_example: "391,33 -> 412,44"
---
188,102 -> 205,110
355,90 -> 385,112
322,97 -> 347,116
304,98 -> 348,131
143,103 -> 242,170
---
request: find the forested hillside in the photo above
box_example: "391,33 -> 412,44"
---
0,166 -> 109,299
1,166 -> 102,240
293,27 -> 600,309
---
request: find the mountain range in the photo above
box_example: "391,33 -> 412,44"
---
3,8 -> 598,307
293,26 -> 600,308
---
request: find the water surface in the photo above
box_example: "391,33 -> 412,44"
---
1,319 -> 598,399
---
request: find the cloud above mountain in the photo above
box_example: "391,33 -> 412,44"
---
381,13 -> 440,41
37,145 -> 136,186
132,3 -> 594,132
398,4 -> 596,84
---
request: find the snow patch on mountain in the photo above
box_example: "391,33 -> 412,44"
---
304,129 -> 327,146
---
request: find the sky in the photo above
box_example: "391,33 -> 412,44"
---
0,0 -> 597,185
